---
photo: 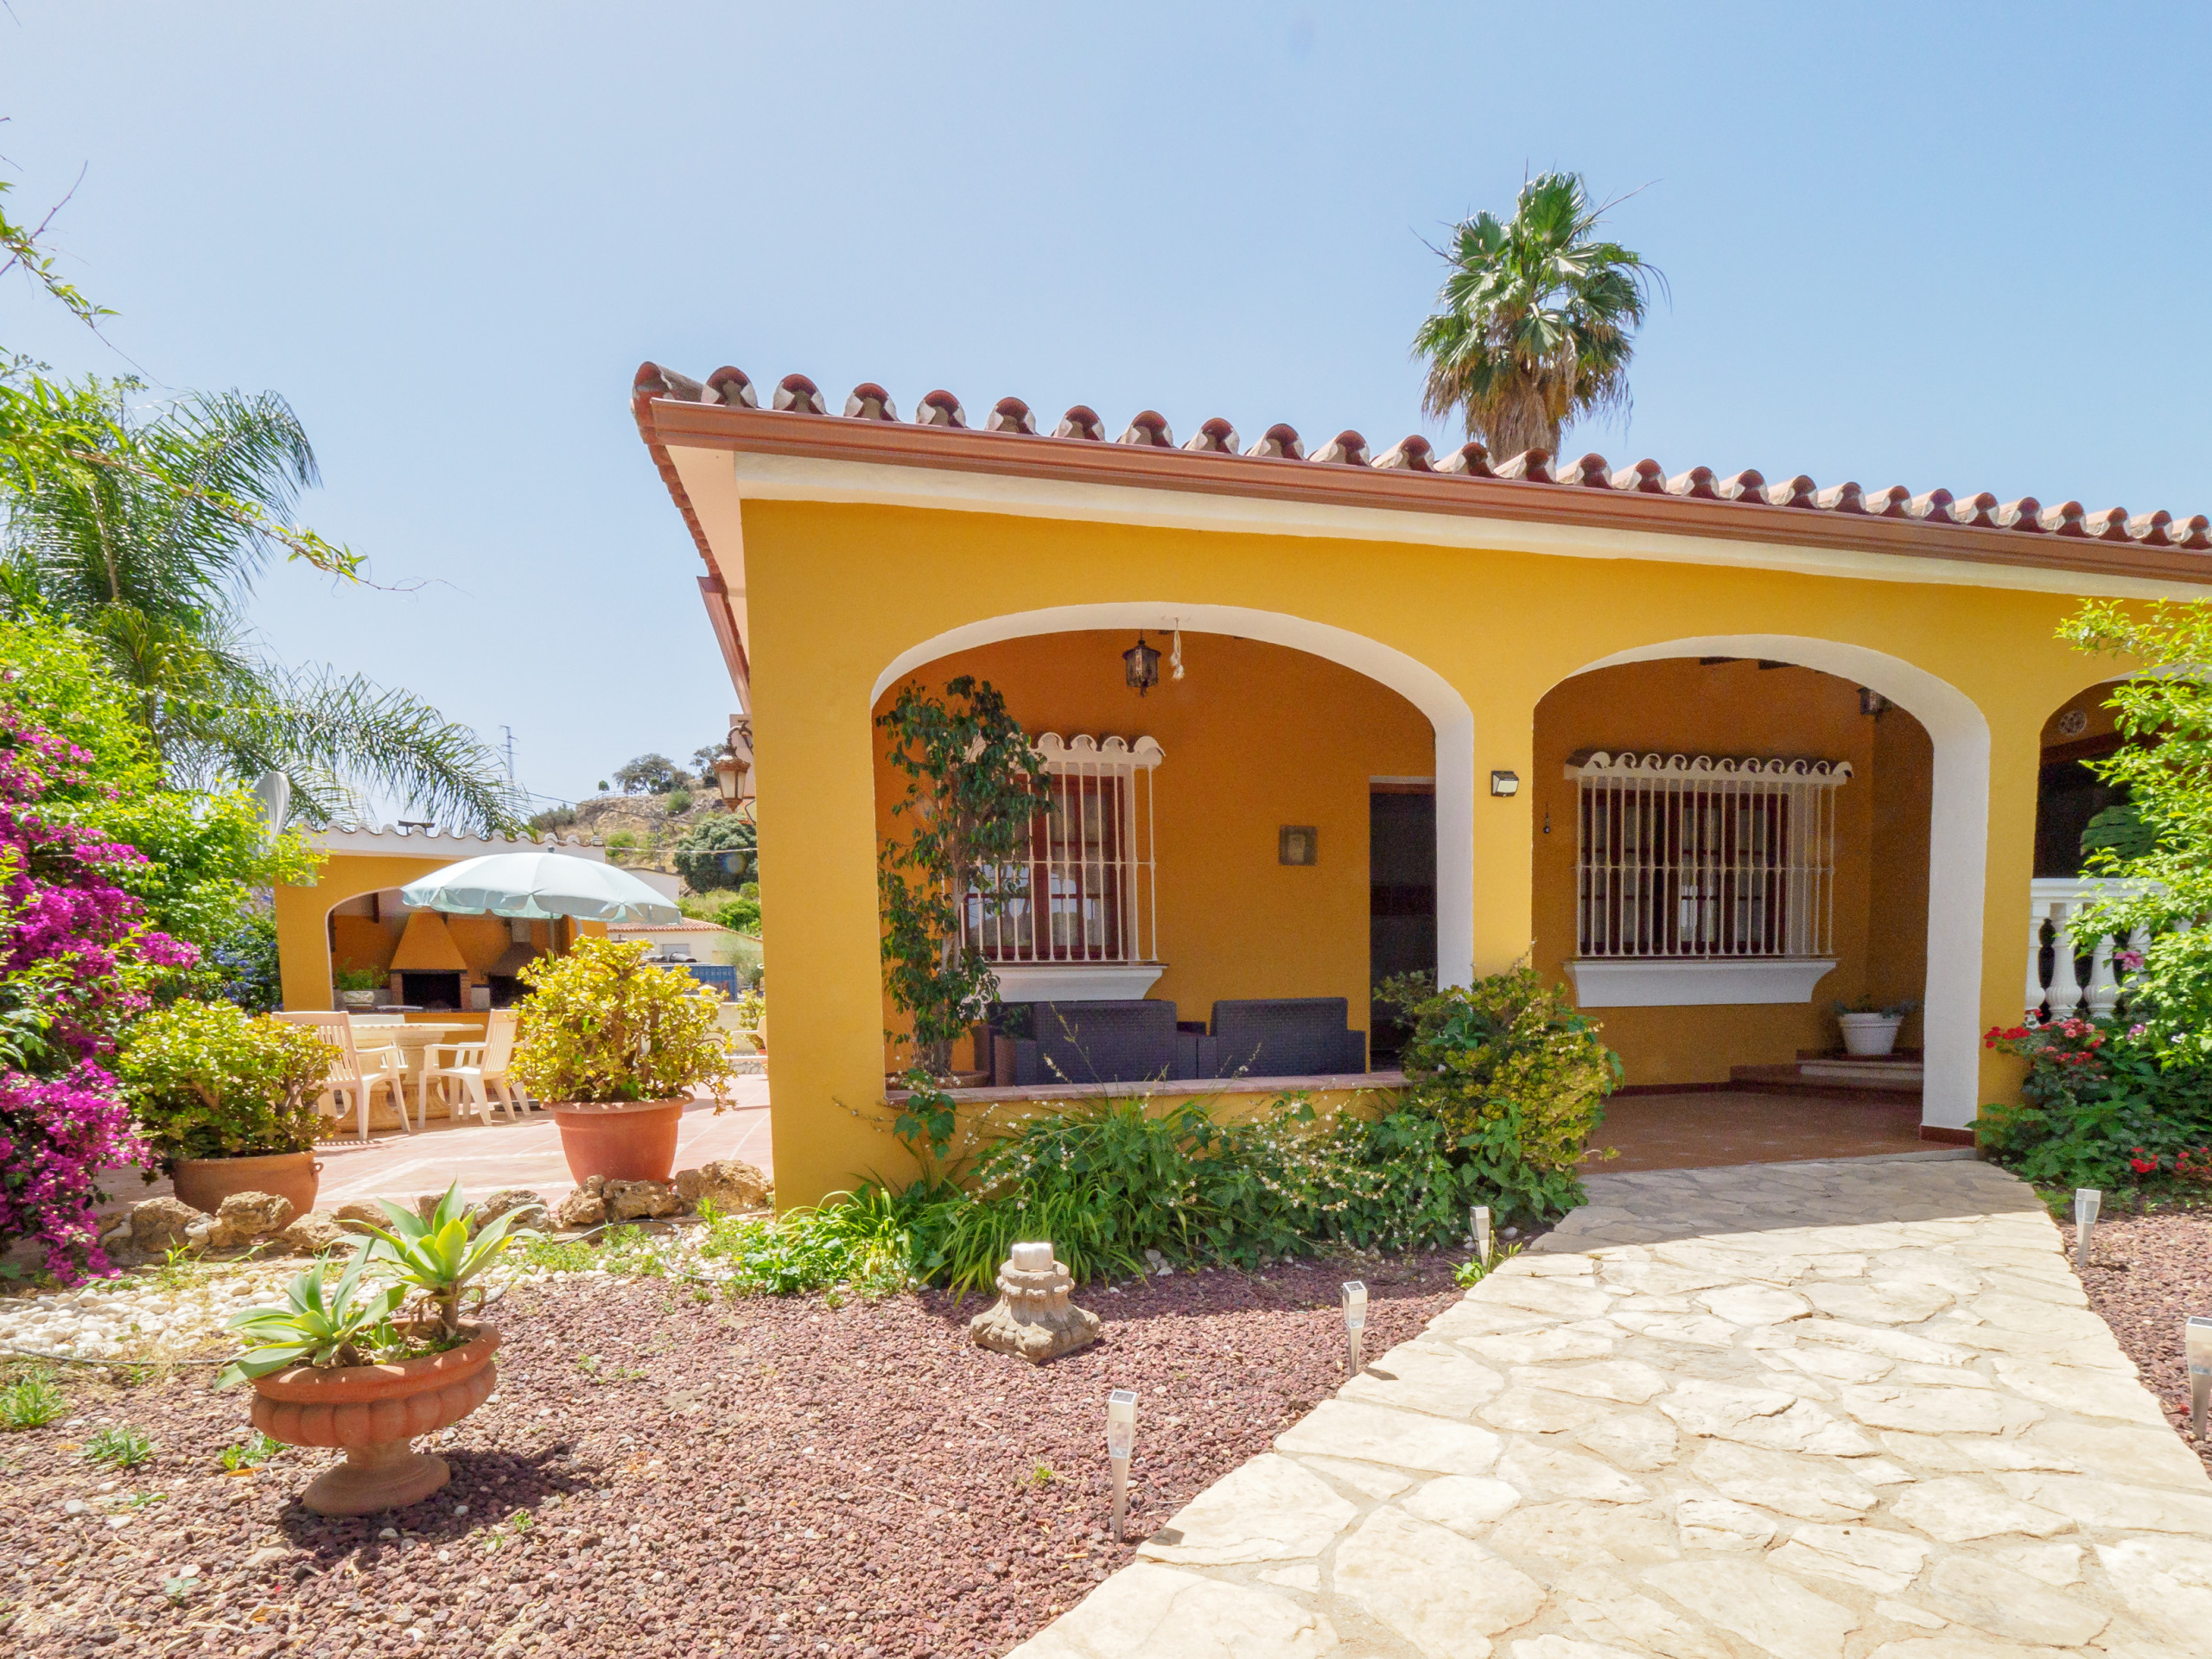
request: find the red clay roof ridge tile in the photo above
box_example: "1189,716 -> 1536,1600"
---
631,362 -> 2212,557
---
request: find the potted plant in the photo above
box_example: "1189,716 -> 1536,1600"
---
119,1001 -> 338,1217
511,936 -> 733,1183
1833,996 -> 1923,1058
220,1181 -> 530,1515
334,966 -> 386,1011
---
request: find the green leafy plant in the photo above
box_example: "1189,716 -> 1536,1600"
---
215,1249 -> 404,1387
1376,967 -> 1617,1215
354,1180 -> 537,1340
695,1191 -> 914,1298
81,1423 -> 154,1469
1,1370 -> 67,1430
664,788 -> 693,816
333,966 -> 387,994
1834,995 -> 1922,1017
218,1429 -> 283,1471
875,676 -> 1050,1078
1453,1241 -> 1525,1287
118,1001 -> 335,1163
1981,1015 -> 2212,1191
510,937 -> 733,1104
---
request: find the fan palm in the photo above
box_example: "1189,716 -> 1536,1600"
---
2,379 -> 521,833
1411,173 -> 1662,462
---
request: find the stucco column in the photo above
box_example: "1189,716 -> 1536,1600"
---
1968,720 -> 2044,1127
747,601 -> 906,1209
1467,682 -> 1539,980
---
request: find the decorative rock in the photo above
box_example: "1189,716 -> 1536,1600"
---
276,1211 -> 348,1255
1333,1506 -> 1545,1658
673,1159 -> 771,1214
468,1189 -> 546,1230
194,1192 -> 296,1250
602,1179 -> 683,1222
124,1197 -> 207,1255
552,1177 -> 607,1230
1138,1455 -> 1354,1566
969,1243 -> 1100,1363
1640,1560 -> 1858,1659
332,1198 -> 393,1230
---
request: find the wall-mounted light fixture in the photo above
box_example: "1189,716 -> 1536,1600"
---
1279,826 -> 1318,866
1490,771 -> 1520,797
1859,688 -> 1891,719
1123,633 -> 1161,696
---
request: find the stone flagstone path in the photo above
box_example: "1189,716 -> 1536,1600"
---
1010,1154 -> 2212,1659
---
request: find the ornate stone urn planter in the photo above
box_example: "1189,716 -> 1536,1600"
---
542,1098 -> 687,1184
251,1327 -> 500,1516
170,1149 -> 321,1219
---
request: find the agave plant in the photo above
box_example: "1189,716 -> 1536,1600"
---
216,1248 -> 403,1389
352,1181 -> 537,1340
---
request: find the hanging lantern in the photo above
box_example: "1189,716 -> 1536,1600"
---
1122,632 -> 1161,696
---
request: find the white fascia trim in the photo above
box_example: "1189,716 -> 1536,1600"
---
707,448 -> 2208,603
1566,957 -> 1840,1007
307,830 -> 607,862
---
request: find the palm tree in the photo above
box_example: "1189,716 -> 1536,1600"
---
2,380 -> 521,834
1411,173 -> 1662,462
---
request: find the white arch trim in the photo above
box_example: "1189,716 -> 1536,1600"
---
1570,634 -> 1991,1133
874,602 -> 1478,989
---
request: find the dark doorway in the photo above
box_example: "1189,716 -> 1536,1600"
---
2035,735 -> 2127,878
1370,787 -> 1436,1067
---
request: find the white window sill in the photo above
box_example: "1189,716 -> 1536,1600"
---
1565,957 -> 1838,1007
984,963 -> 1166,1002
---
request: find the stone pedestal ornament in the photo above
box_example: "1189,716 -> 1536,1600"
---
970,1241 -> 1101,1363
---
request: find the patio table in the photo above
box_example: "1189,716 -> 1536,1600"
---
347,1021 -> 480,1127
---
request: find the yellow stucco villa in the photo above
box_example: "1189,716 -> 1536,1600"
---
632,363 -> 2199,1207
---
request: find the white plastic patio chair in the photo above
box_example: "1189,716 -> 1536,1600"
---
417,1009 -> 531,1125
276,1010 -> 411,1141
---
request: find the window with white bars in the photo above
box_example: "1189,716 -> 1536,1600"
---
1569,751 -> 1850,961
963,734 -> 1162,966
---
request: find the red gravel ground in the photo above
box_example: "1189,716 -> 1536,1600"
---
0,1255 -> 1465,1659
2063,1203 -> 2212,1475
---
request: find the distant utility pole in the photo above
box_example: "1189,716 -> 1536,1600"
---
499,725 -> 517,789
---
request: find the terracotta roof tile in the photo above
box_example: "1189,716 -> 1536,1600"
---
631,361 -> 2212,582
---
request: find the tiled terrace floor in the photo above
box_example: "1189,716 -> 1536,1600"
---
1597,1090 -> 1928,1173
1018,1155 -> 2212,1658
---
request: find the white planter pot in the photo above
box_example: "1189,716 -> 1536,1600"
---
1838,1013 -> 1904,1058
339,989 -> 380,1011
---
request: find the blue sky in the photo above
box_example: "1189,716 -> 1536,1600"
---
4,3 -> 2207,813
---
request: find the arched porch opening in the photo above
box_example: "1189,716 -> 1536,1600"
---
871,607 -> 1470,1084
1554,634 -> 1990,1133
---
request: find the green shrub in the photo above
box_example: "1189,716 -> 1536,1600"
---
696,1191 -> 912,1297
511,938 -> 731,1103
673,816 -> 757,893
119,1001 -> 335,1163
81,1423 -> 154,1469
1380,965 -> 1618,1208
2,1371 -> 67,1430
1981,1015 -> 2212,1191
664,788 -> 694,816
333,966 -> 386,994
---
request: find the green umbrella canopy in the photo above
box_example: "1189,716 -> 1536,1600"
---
398,852 -> 682,924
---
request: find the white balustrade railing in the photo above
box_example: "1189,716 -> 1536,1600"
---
2025,877 -> 2158,1021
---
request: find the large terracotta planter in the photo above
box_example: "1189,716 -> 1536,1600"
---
542,1097 -> 686,1184
251,1327 -> 499,1516
171,1150 -> 321,1219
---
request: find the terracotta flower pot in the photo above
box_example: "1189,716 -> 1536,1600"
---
171,1150 -> 321,1219
541,1097 -> 687,1184
251,1327 -> 499,1516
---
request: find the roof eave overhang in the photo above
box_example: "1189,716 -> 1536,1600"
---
640,396 -> 2212,594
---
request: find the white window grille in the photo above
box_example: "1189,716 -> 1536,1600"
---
963,734 -> 1162,966
1568,751 -> 1850,961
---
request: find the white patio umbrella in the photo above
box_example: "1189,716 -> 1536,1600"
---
398,852 -> 683,924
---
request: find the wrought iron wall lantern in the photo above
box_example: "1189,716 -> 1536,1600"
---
1123,633 -> 1161,696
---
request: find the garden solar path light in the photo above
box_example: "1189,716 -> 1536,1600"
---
2189,1316 -> 2212,1440
1342,1280 -> 1368,1376
1106,1389 -> 1136,1536
1473,1205 -> 1492,1267
2074,1189 -> 2101,1272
